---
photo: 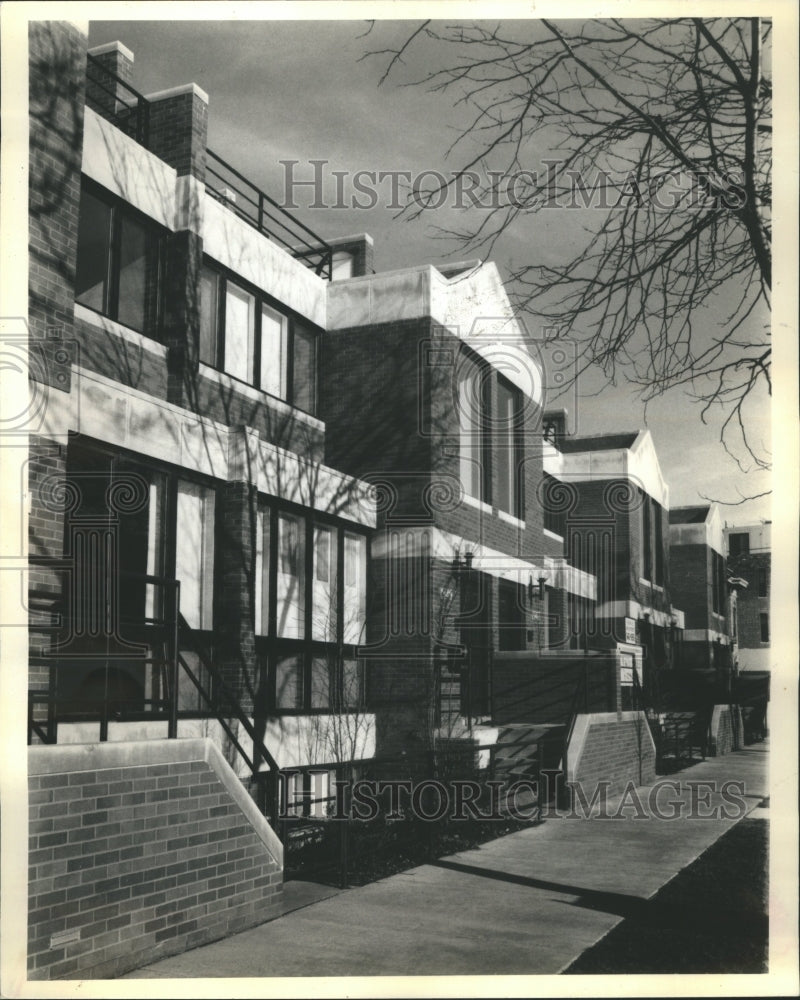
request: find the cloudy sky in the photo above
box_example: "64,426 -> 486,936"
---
87,14 -> 772,524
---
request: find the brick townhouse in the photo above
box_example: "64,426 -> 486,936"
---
725,520 -> 772,673
23,21 -> 760,982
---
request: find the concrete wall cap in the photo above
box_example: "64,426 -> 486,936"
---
146,82 -> 209,104
88,40 -> 134,61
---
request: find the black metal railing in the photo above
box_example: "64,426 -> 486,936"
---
85,53 -> 150,147
27,573 -> 282,828
206,149 -> 333,279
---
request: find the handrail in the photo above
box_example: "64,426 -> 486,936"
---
206,148 -> 333,280
85,53 -> 150,147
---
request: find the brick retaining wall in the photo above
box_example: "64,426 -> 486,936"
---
28,738 -> 282,980
566,712 -> 656,796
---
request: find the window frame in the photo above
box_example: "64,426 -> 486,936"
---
495,373 -> 525,520
456,348 -> 492,506
75,177 -> 165,339
199,257 -> 319,416
254,497 -> 370,715
759,611 -> 769,643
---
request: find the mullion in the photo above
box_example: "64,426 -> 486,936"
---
108,204 -> 122,321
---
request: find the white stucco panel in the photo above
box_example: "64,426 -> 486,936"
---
82,109 -> 177,229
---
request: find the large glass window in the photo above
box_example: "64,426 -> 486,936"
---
199,259 -> 318,414
276,654 -> 303,710
75,180 -> 162,336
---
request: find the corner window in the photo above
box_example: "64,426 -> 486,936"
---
75,180 -> 163,336
199,260 -> 318,415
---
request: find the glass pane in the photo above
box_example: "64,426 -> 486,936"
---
495,381 -> 516,515
75,189 -> 112,313
224,281 -> 255,383
342,659 -> 362,710
199,266 -> 220,366
291,322 -> 317,414
176,482 -> 215,630
276,655 -> 302,710
277,513 -> 305,638
117,214 -> 149,331
458,362 -> 483,501
343,533 -> 366,644
310,657 -> 330,709
312,525 -> 337,641
254,508 -> 271,636
260,304 -> 288,399
144,476 -> 166,621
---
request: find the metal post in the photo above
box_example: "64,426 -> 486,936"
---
168,581 -> 180,739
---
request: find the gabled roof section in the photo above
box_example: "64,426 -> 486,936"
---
557,432 -> 639,454
543,428 -> 669,508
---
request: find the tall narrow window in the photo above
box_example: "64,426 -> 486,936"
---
254,508 -> 271,636
343,532 -> 366,644
758,566 -> 768,597
312,525 -> 337,641
175,481 -> 215,630
496,377 -> 523,518
458,357 -> 486,502
498,579 -> 526,651
144,475 -> 166,621
260,303 -> 289,400
759,612 -> 769,643
310,657 -> 331,709
199,265 -> 220,366
116,214 -> 151,332
277,513 -> 305,638
653,502 -> 664,584
224,282 -> 255,383
292,321 -> 317,414
75,188 -> 112,313
642,494 -> 652,581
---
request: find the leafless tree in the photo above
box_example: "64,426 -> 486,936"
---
366,17 -> 771,472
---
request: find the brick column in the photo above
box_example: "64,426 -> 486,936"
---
86,40 -> 134,115
216,481 -> 259,715
163,230 -> 202,407
146,84 -> 209,181
29,20 -> 87,391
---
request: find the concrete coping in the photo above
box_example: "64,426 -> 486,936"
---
28,736 -> 283,865
88,41 -> 134,62
145,82 -> 209,105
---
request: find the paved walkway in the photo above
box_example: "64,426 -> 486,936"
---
125,743 -> 768,979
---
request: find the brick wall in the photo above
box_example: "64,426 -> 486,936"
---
29,21 -> 86,390
729,551 -> 770,651
708,704 -> 742,756
568,712 -> 656,796
28,738 -> 282,980
147,89 -> 208,181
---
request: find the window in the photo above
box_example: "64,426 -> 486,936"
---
282,769 -> 337,818
642,495 -> 652,581
175,481 -> 216,630
495,376 -> 524,519
75,180 -> 163,336
759,612 -> 769,643
253,501 -> 370,713
728,532 -> 750,558
653,502 -> 664,585
457,354 -> 489,503
199,261 -> 318,414
757,566 -> 768,597
542,474 -> 566,537
498,579 -> 527,651
277,513 -> 305,639
312,525 -> 337,641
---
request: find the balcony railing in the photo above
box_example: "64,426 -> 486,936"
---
85,52 -> 151,147
206,149 -> 333,280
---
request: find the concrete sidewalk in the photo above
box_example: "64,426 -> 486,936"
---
124,743 -> 768,979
